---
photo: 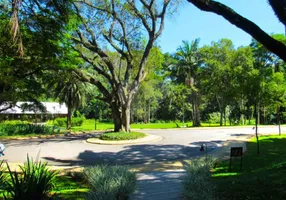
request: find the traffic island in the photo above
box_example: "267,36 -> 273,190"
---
86,133 -> 162,145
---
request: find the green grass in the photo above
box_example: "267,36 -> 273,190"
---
99,131 -> 146,141
212,135 -> 286,200
69,119 -> 252,132
53,174 -> 88,200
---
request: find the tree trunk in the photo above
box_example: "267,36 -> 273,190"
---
111,102 -> 121,132
224,107 -> 226,126
192,91 -> 201,127
257,103 -> 260,125
220,109 -> 223,126
148,99 -> 151,123
277,106 -> 281,136
67,107 -> 72,131
254,103 -> 260,155
121,105 -> 131,132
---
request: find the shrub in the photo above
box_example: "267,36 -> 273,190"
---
84,165 -> 136,200
0,124 -> 60,136
4,156 -> 58,199
99,132 -> 146,141
55,117 -> 85,127
207,112 -> 221,124
2,120 -> 30,125
183,158 -> 216,200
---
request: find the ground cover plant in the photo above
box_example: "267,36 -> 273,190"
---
99,132 -> 146,141
83,165 -> 136,200
183,158 -> 216,200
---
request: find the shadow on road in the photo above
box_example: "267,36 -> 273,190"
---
43,141 -> 224,167
2,133 -> 101,147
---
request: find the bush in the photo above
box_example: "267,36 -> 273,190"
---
183,158 -> 216,200
55,117 -> 85,127
84,165 -> 136,200
99,132 -> 146,141
2,120 -> 30,125
3,156 -> 58,199
0,124 -> 60,136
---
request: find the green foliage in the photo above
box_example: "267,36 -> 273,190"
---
183,158 -> 216,200
3,156 -> 58,200
0,123 -> 60,136
83,165 -> 136,200
55,117 -> 85,127
2,120 -> 30,125
207,112 -> 221,124
99,132 -> 146,141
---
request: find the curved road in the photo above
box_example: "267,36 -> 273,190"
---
1,126 -> 283,166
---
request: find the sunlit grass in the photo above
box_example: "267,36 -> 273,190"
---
213,134 -> 286,200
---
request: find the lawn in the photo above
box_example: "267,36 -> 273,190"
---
69,119 -> 251,132
213,135 -> 286,200
53,174 -> 88,200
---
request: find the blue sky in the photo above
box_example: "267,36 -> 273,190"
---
158,0 -> 285,53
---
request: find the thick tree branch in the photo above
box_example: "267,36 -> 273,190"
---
268,0 -> 286,26
187,0 -> 286,62
74,69 -> 112,101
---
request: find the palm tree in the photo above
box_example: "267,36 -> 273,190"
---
49,70 -> 92,130
174,39 -> 201,126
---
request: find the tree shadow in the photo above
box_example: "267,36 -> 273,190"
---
1,133 -> 101,147
43,142 -> 224,167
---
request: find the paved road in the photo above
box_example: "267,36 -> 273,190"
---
0,126 -> 283,166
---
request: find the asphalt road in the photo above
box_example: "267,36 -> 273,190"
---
0,126 -> 283,166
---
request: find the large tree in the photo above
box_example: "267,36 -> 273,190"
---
72,0 -> 175,132
187,0 -> 286,62
174,39 -> 201,126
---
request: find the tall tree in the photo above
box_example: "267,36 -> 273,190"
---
174,39 -> 201,126
72,0 -> 176,132
49,70 -> 92,130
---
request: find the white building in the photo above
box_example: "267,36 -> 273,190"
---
0,102 -> 67,121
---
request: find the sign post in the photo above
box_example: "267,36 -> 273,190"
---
229,147 -> 243,171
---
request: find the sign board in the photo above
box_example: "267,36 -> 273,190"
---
230,147 -> 243,157
229,147 -> 243,171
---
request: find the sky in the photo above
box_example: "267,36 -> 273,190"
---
158,0 -> 285,53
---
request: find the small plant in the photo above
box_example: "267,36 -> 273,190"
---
4,156 -> 58,200
0,161 -> 8,190
84,165 -> 136,200
183,158 -> 216,200
99,132 -> 146,141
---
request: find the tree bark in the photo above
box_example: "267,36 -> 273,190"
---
111,102 -> 121,132
277,106 -> 281,135
67,106 -> 72,131
192,91 -> 201,127
254,103 -> 260,155
220,109 -> 223,126
148,99 -> 151,123
121,105 -> 131,132
187,0 -> 286,62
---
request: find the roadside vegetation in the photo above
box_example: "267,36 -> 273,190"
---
0,158 -> 136,200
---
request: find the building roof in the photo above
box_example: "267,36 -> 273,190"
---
0,102 -> 68,114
